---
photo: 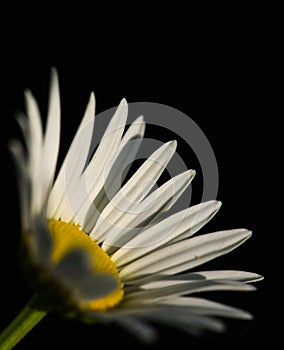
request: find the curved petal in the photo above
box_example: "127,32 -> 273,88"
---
24,89 -> 43,214
102,169 -> 196,253
47,93 -> 96,221
125,279 -> 255,304
111,200 -> 221,267
82,116 -> 145,232
42,68 -> 61,204
159,297 -> 252,319
90,140 -> 177,242
137,270 -> 264,287
120,229 -> 252,280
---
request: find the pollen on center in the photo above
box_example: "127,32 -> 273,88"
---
48,219 -> 124,311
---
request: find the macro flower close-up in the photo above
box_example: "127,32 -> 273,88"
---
0,69 -> 263,349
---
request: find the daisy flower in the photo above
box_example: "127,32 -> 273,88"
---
1,69 -> 263,349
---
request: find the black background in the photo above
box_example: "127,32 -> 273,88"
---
0,5 -> 275,349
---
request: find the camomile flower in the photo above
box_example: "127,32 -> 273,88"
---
1,69 -> 263,349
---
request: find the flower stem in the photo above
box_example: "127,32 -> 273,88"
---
0,294 -> 47,350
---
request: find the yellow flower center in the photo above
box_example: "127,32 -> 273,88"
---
48,220 -> 124,312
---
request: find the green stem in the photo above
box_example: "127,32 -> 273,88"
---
0,294 -> 47,350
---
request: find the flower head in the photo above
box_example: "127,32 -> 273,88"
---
8,69 -> 263,342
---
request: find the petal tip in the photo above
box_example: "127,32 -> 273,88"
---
90,91 -> 96,100
169,140 -> 177,149
244,229 -> 253,238
215,200 -> 222,210
50,66 -> 58,80
120,97 -> 128,105
24,89 -> 32,99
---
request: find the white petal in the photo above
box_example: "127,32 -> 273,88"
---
120,115 -> 145,149
90,140 -> 177,241
138,270 -> 263,287
24,90 -> 44,214
180,270 -> 264,283
82,116 -> 145,232
112,115 -> 146,187
47,93 -> 96,221
102,169 -> 196,253
159,297 -> 252,319
103,114 -> 145,191
111,200 -> 221,267
120,229 -> 252,280
24,90 -> 43,153
84,99 -> 128,197
125,280 -> 256,304
102,302 -> 226,335
41,68 -> 61,203
63,98 -> 128,225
